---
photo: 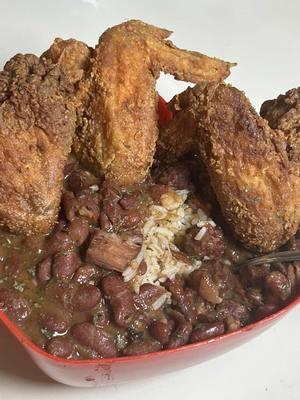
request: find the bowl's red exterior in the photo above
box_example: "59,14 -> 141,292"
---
1,297 -> 299,386
0,96 -> 299,386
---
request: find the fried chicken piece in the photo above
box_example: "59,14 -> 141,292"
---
42,38 -> 92,85
0,54 -> 76,235
73,20 -> 234,187
159,83 -> 300,252
260,87 -> 300,172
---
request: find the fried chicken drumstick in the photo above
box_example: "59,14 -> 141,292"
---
158,84 -> 300,252
71,20 -> 234,187
0,54 -> 76,235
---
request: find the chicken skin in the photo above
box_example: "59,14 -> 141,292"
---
158,83 -> 300,252
260,87 -> 300,174
42,38 -> 92,85
0,54 -> 76,235
73,20 -> 234,187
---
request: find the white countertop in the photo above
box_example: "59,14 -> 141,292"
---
0,0 -> 299,398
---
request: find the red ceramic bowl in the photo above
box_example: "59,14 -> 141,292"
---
0,97 -> 299,387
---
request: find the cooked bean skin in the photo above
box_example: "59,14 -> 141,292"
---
265,271 -> 291,301
52,252 -> 80,280
46,337 -> 74,358
71,284 -> 102,311
36,256 -> 52,284
164,277 -> 198,324
73,264 -> 100,284
101,273 -> 136,327
150,321 -> 173,345
0,288 -> 31,322
166,311 -> 192,349
190,322 -> 225,343
46,231 -> 74,255
67,218 -> 89,246
71,322 -> 117,358
123,339 -> 162,356
184,224 -> 224,260
38,307 -> 70,333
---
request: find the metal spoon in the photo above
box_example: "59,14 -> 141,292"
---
234,250 -> 300,269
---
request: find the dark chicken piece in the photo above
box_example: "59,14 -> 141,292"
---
0,54 -> 76,235
159,83 -> 300,252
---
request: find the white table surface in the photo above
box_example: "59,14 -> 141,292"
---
0,0 -> 299,398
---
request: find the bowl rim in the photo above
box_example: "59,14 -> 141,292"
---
1,294 -> 299,365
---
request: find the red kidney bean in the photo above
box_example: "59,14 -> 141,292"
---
119,193 -> 139,210
134,283 -> 167,310
62,191 -> 100,224
73,264 -> 100,285
123,339 -> 162,356
101,184 -> 142,231
156,163 -> 195,191
198,272 -> 222,305
67,169 -> 99,194
164,277 -> 198,325
101,273 -> 136,327
149,184 -> 172,203
36,256 -> 52,284
38,307 -> 70,333
0,288 -> 31,322
240,263 -> 271,286
184,224 -> 224,260
52,252 -> 80,280
264,271 -> 291,301
67,218 -> 89,246
189,322 -> 225,343
93,304 -> 110,328
46,337 -> 74,358
215,300 -> 249,325
247,287 -> 264,306
71,284 -> 102,311
150,321 -> 173,345
166,311 -> 192,349
45,231 -> 74,255
71,322 -> 117,358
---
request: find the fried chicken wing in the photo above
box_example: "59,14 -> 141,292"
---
74,20 -> 234,187
0,54 -> 76,235
260,87 -> 300,172
159,83 -> 300,252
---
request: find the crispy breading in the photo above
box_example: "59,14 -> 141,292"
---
42,38 -> 92,85
261,87 -> 300,174
0,54 -> 76,235
73,20 -> 234,187
159,83 -> 300,252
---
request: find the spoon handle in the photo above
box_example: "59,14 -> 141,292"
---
236,250 -> 300,268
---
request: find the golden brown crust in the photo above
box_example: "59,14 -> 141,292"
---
42,38 -> 92,85
260,87 -> 300,174
0,54 -> 76,235
73,20 -> 234,187
159,83 -> 300,252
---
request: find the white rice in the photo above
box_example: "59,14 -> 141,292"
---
123,188 -> 217,295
